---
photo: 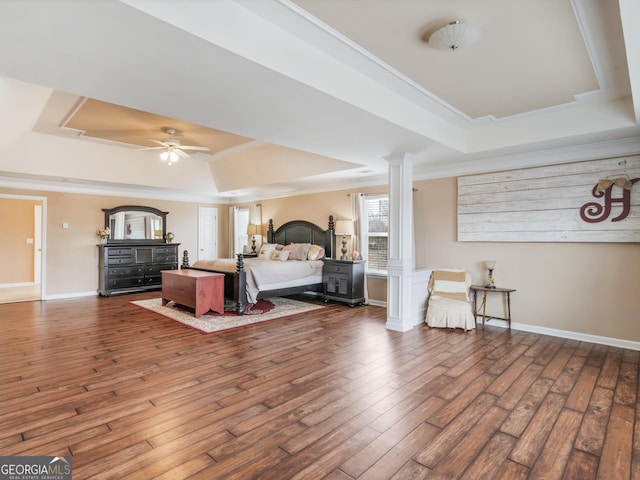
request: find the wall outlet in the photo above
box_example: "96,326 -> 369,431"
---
26,238 -> 34,244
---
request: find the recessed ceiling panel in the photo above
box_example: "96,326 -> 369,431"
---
209,143 -> 362,193
63,98 -> 253,153
293,0 -> 600,119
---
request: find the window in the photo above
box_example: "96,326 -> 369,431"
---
233,207 -> 250,255
365,195 -> 388,272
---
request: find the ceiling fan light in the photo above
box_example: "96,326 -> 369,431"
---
143,127 -> 209,165
160,149 -> 179,164
428,20 -> 481,51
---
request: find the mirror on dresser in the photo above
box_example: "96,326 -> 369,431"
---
102,205 -> 168,243
98,206 -> 178,295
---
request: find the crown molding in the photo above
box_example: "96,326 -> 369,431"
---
3,137 -> 639,204
414,136 -> 640,181
0,175 -> 228,204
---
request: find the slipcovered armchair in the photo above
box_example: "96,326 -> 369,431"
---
425,269 -> 476,331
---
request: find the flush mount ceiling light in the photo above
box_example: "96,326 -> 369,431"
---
428,20 -> 481,51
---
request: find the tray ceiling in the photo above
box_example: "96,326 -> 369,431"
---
0,0 -> 638,201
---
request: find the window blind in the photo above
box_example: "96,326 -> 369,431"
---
366,196 -> 388,271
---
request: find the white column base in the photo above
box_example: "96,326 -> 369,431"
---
385,265 -> 413,332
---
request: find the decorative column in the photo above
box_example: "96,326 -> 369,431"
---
385,152 -> 415,332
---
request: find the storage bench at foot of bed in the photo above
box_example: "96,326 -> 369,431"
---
162,270 -> 225,318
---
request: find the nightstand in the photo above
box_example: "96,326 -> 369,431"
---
323,259 -> 366,306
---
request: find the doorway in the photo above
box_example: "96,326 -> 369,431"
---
0,194 -> 45,303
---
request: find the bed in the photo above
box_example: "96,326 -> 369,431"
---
182,215 -> 335,315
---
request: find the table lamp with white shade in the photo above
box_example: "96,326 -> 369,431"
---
247,224 -> 260,253
485,260 -> 496,288
335,220 -> 354,260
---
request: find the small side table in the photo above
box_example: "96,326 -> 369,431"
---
470,285 -> 516,329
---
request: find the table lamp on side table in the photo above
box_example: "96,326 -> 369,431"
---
335,220 -> 354,260
247,224 -> 260,253
485,260 -> 496,288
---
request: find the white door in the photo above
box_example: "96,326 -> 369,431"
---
198,207 -> 218,261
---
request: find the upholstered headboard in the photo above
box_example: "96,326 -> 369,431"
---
267,215 -> 334,259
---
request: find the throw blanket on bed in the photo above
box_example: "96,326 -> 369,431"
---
191,258 -> 323,303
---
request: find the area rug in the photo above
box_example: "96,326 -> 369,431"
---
131,297 -> 325,333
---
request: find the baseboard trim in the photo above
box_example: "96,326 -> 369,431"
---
477,318 -> 640,351
367,299 -> 386,308
44,291 -> 98,300
0,282 -> 37,288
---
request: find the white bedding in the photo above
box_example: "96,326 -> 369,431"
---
191,258 -> 324,303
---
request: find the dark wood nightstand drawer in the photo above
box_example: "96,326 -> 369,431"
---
145,275 -> 162,285
155,254 -> 177,263
145,264 -> 177,275
154,246 -> 177,255
324,263 -> 350,275
108,277 -> 144,289
108,266 -> 144,277
107,256 -> 134,265
107,248 -> 133,256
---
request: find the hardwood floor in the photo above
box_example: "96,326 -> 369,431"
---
0,292 -> 638,479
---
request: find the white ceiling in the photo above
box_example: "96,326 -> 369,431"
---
0,0 -> 639,202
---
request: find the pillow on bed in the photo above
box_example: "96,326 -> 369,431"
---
271,250 -> 290,262
260,243 -> 282,251
282,244 -> 297,256
258,243 -> 277,259
296,243 -> 312,260
307,245 -> 325,261
282,244 -> 300,259
282,243 -> 311,260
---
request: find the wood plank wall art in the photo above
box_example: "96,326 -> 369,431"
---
457,155 -> 640,242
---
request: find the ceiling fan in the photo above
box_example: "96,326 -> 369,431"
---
139,128 -> 210,165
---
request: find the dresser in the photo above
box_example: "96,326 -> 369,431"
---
98,243 -> 179,296
322,259 -> 366,306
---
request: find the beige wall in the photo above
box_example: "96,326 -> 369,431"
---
0,187 -> 225,296
3,174 -> 638,343
413,177 -> 640,343
255,187 -> 389,302
366,275 -> 387,303
257,178 -> 640,342
258,190 -> 352,229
